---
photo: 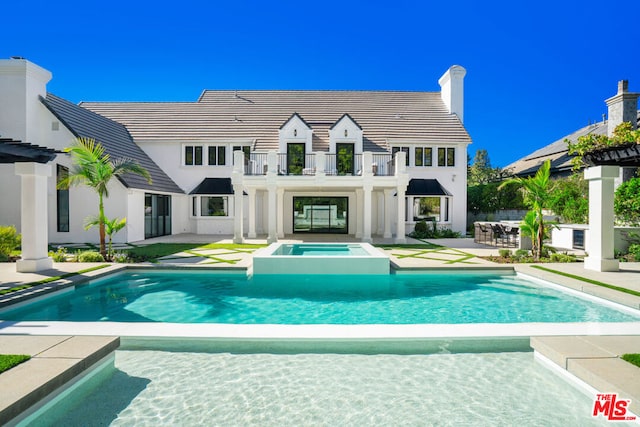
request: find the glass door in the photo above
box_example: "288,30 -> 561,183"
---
336,143 -> 355,175
145,193 -> 172,238
287,143 -> 305,175
293,197 -> 348,234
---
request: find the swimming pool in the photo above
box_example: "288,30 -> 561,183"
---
2,270 -> 639,324
24,349 -> 615,426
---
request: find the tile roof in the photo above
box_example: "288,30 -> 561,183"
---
41,94 -> 183,194
80,90 -> 472,153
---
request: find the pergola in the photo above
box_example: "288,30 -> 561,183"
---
0,139 -> 59,272
583,143 -> 640,272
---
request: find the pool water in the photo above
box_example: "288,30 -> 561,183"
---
273,243 -> 369,256
33,350 -> 616,426
2,270 -> 639,324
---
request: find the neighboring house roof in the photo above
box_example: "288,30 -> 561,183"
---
406,178 -> 452,196
0,138 -> 59,163
80,90 -> 472,153
505,111 -> 640,178
41,94 -> 183,194
190,178 -> 234,195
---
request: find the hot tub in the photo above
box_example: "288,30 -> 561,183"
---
252,242 -> 389,275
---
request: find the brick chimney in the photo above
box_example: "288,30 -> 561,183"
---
438,65 -> 466,124
605,80 -> 639,137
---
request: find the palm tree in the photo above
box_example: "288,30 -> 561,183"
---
59,137 -> 151,258
499,160 -> 551,261
85,216 -> 127,260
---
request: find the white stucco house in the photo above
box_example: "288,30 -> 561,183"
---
0,58 -> 471,256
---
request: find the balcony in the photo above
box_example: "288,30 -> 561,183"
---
242,151 -> 396,177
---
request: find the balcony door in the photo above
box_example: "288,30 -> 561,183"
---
336,143 -> 355,175
287,143 -> 305,175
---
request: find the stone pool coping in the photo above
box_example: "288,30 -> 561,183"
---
0,335 -> 119,426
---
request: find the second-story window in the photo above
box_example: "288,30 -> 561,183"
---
437,147 -> 456,167
185,145 -> 203,165
208,145 -> 227,166
414,147 -> 433,167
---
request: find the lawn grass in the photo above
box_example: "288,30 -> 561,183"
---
0,354 -> 30,374
0,264 -> 109,295
530,265 -> 640,298
126,243 -> 267,262
126,243 -> 205,261
375,243 -> 441,249
621,354 -> 640,368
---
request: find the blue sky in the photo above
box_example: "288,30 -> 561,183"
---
3,0 -> 639,167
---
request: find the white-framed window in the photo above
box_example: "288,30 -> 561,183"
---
414,147 -> 433,167
208,145 -> 227,166
413,196 -> 450,222
192,196 -> 229,217
184,145 -> 203,165
437,147 -> 455,167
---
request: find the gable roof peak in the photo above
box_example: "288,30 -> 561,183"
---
329,113 -> 363,130
279,112 -> 312,130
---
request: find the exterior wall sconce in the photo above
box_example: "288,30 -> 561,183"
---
294,129 -> 297,137
344,129 -> 348,137
452,174 -> 456,182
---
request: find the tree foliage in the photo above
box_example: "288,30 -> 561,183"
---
615,177 -> 640,225
59,137 -> 151,258
548,174 -> 588,223
468,149 -> 511,186
467,181 -> 525,214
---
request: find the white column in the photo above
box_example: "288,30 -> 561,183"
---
267,185 -> 277,243
383,189 -> 393,239
584,166 -> 619,272
355,189 -> 363,238
15,162 -> 53,272
277,188 -> 285,238
232,184 -> 244,243
247,188 -> 256,239
395,184 -> 407,244
363,184 -> 372,243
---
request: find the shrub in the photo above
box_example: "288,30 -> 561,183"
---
414,220 -> 428,235
628,244 -> 640,262
0,225 -> 21,259
111,252 -> 131,263
550,253 -> 576,263
514,249 -> 530,258
77,251 -> 105,262
49,246 -> 68,262
498,249 -> 512,258
409,221 -> 462,239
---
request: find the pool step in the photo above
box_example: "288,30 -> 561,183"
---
0,335 -> 120,425
531,335 -> 640,415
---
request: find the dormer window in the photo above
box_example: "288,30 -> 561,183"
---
329,113 -> 363,155
278,113 -> 313,155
